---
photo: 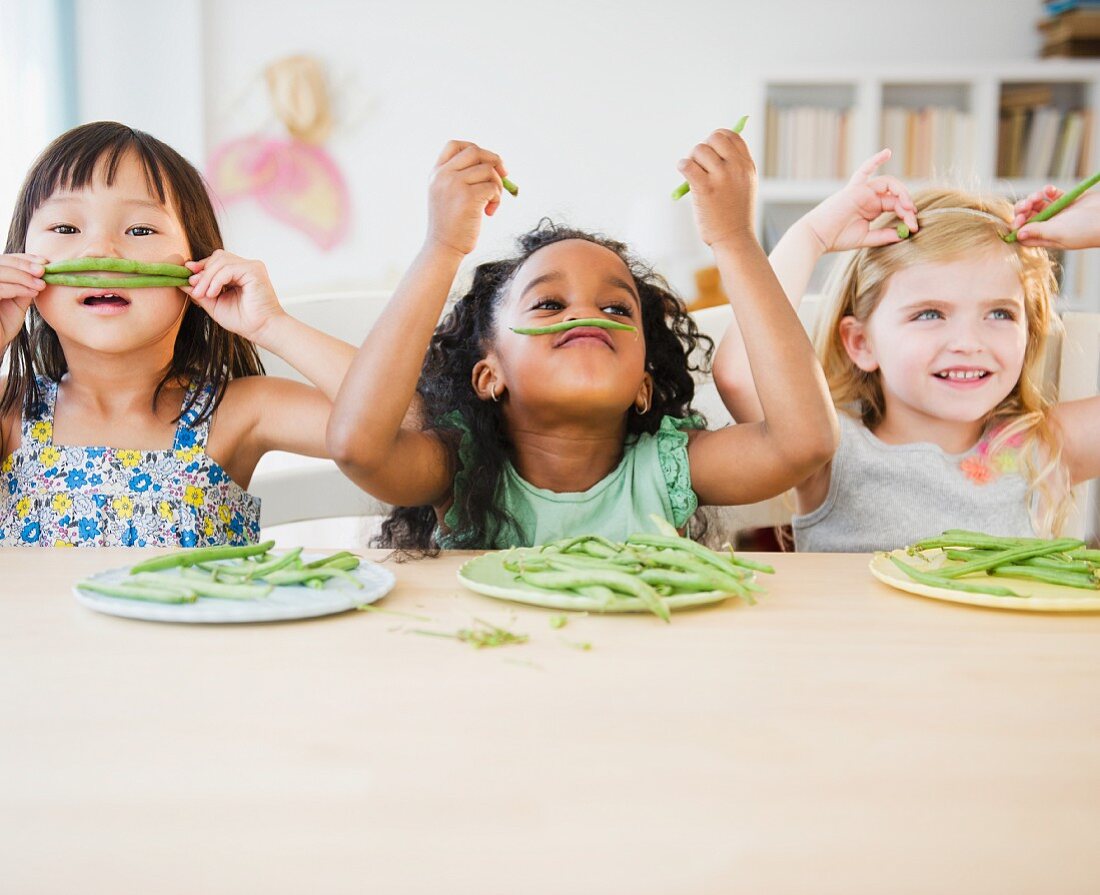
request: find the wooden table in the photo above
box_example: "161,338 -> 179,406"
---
2,548 -> 1098,895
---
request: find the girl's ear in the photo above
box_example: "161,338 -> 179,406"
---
471,357 -> 506,403
838,316 -> 879,373
633,372 -> 654,415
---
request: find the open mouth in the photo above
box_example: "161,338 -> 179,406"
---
81,292 -> 131,308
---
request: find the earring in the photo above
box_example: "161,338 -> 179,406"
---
635,395 -> 650,415
491,383 -> 500,402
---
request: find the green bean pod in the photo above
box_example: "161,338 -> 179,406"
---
1003,169 -> 1100,243
671,115 -> 748,200
43,274 -> 190,289
77,580 -> 197,603
129,540 -> 275,574
887,554 -> 1024,597
510,318 -> 638,336
521,568 -> 670,622
501,176 -> 519,197
44,257 -> 192,277
932,538 -> 1084,579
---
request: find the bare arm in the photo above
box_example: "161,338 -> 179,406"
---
1052,395 -> 1100,486
327,141 -> 508,508
711,149 -> 919,426
674,128 -> 837,505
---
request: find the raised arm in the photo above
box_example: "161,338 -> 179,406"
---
673,128 -> 836,505
711,149 -> 919,425
326,141 -> 508,508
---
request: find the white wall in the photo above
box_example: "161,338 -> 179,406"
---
52,0 -> 1042,295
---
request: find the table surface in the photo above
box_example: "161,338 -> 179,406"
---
2,547 -> 1099,895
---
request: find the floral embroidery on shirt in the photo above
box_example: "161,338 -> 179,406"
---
959,425 -> 1024,486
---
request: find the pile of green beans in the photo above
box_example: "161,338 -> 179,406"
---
888,529 -> 1100,597
503,528 -> 773,622
43,257 -> 191,289
77,542 -> 363,604
510,317 -> 638,336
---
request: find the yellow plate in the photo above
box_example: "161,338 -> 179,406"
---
869,549 -> 1100,613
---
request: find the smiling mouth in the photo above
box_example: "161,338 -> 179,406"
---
934,369 -> 990,381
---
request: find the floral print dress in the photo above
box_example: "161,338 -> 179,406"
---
0,378 -> 261,547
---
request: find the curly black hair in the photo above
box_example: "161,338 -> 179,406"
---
376,219 -> 713,552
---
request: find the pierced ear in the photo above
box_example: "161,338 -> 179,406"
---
471,359 -> 505,403
634,373 -> 654,415
838,316 -> 879,373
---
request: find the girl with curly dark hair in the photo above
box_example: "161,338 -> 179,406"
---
328,132 -> 837,550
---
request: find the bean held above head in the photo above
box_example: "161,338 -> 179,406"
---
43,257 -> 192,289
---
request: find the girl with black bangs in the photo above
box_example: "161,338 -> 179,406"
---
0,121 -> 356,547
328,134 -> 837,550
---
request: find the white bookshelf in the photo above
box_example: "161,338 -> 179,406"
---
748,62 -> 1100,311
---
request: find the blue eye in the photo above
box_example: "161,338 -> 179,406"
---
913,309 -> 943,321
127,226 -> 156,237
989,308 -> 1016,321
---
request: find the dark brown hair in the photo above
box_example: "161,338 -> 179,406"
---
2,121 -> 263,436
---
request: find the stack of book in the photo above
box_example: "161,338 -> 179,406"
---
1040,1 -> 1100,57
997,84 -> 1092,178
879,106 -> 976,179
764,105 -> 855,179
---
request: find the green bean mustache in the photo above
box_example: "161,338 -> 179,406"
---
510,317 -> 638,336
43,257 -> 192,289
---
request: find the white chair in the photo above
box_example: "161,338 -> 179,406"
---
250,291 -> 392,546
1059,312 -> 1100,541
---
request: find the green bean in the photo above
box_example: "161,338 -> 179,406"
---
911,531 -> 1044,552
501,176 -> 519,197
242,547 -> 303,580
944,548 -> 1095,574
43,274 -> 190,288
129,540 -> 275,574
44,257 -> 192,277
1003,169 -> 1100,243
574,584 -> 616,606
931,539 -> 1084,579
989,565 -> 1100,590
136,572 -> 271,600
895,223 -> 910,240
521,569 -> 670,622
510,318 -> 638,336
627,534 -> 764,580
671,115 -> 748,200
887,555 -> 1024,597
77,580 -> 197,603
1068,548 -> 1100,563
304,551 -> 358,569
264,568 -> 364,588
638,568 -> 755,604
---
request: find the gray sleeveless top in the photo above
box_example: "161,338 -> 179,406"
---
792,412 -> 1036,552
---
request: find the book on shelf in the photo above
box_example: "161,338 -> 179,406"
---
880,106 -> 974,179
997,99 -> 1092,178
764,104 -> 854,179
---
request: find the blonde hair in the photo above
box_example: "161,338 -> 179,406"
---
814,187 -> 1071,535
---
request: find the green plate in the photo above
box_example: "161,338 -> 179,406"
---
457,549 -> 748,613
870,549 -> 1100,612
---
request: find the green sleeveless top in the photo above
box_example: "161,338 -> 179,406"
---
436,414 -> 702,549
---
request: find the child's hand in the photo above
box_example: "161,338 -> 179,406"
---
0,254 -> 47,348
426,140 -> 507,256
1012,184 -> 1100,249
184,250 -> 285,342
677,128 -> 756,247
801,149 -> 919,252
